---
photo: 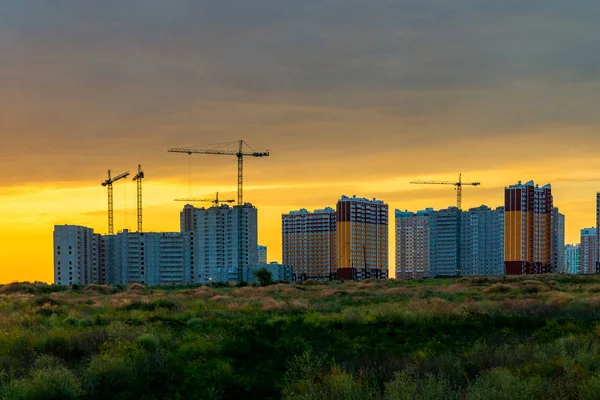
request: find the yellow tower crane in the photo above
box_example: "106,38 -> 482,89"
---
410,173 -> 480,210
132,164 -> 144,232
168,140 -> 269,283
101,169 -> 130,235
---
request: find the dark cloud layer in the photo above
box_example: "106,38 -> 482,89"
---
1,1 -> 600,186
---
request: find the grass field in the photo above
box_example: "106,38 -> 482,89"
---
2,275 -> 600,399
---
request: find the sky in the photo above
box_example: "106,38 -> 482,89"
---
1,1 -> 600,283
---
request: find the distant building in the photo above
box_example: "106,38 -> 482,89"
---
181,203 -> 258,283
54,226 -> 195,285
336,195 -> 389,280
282,207 -> 336,280
105,230 -> 195,285
429,207 -> 461,277
565,244 -> 581,274
53,225 -> 102,285
395,208 -> 433,279
504,181 -> 553,275
461,206 -> 505,276
581,228 -> 597,274
552,208 -> 565,273
258,245 -> 268,264
596,193 -> 600,273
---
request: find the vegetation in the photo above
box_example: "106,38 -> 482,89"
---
253,267 -> 274,286
2,275 -> 600,398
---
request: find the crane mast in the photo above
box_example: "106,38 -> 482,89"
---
132,164 -> 144,232
101,169 -> 130,235
168,140 -> 269,283
410,173 -> 480,210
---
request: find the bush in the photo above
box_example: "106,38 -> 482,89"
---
254,268 -> 273,287
4,364 -> 82,400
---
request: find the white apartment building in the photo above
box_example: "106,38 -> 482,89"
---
105,230 -> 195,285
395,209 -> 432,279
53,225 -> 102,285
54,226 -> 194,285
181,203 -> 258,283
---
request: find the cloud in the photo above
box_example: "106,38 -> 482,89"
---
1,0 -> 600,189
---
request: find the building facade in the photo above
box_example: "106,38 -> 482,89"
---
597,193 -> 600,273
54,226 -> 195,285
258,245 -> 268,264
504,181 -> 553,275
552,208 -> 565,273
395,209 -> 432,279
182,203 -> 258,283
429,207 -> 461,277
565,244 -> 581,274
460,206 -> 505,276
53,225 -> 102,285
581,228 -> 597,274
336,196 -> 389,279
282,208 -> 337,280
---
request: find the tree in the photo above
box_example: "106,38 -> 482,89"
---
253,268 -> 273,286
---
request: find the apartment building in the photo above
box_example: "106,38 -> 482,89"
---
182,203 -> 258,283
581,227 -> 597,274
565,244 -> 581,274
504,181 -> 553,275
429,207 -> 461,277
552,208 -> 565,273
258,245 -> 268,264
53,225 -> 102,285
336,195 -> 389,279
395,208 -> 432,279
282,208 -> 336,280
461,206 -> 505,276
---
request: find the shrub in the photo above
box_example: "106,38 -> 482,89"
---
254,268 -> 274,287
4,364 -> 82,400
466,368 -> 544,400
136,334 -> 160,352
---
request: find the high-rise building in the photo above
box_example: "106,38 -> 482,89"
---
565,244 -> 581,274
395,208 -> 432,279
596,193 -> 600,273
258,245 -> 268,264
429,207 -> 461,277
282,208 -> 336,280
581,228 -> 597,274
460,206 -> 505,276
336,195 -> 388,279
504,181 -> 553,275
182,203 -> 258,283
552,208 -> 565,273
54,226 -> 195,285
53,225 -> 102,285
109,230 -> 195,285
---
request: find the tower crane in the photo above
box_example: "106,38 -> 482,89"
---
132,164 -> 144,232
168,140 -> 270,283
410,173 -> 480,210
175,192 -> 235,207
101,169 -> 130,235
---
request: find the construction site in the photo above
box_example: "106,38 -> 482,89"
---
53,140 -> 285,286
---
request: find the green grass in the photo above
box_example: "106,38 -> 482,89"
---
1,276 -> 600,398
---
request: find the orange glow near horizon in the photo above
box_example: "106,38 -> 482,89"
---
1,167 -> 598,283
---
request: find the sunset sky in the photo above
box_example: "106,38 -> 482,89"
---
2,1 -> 600,283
